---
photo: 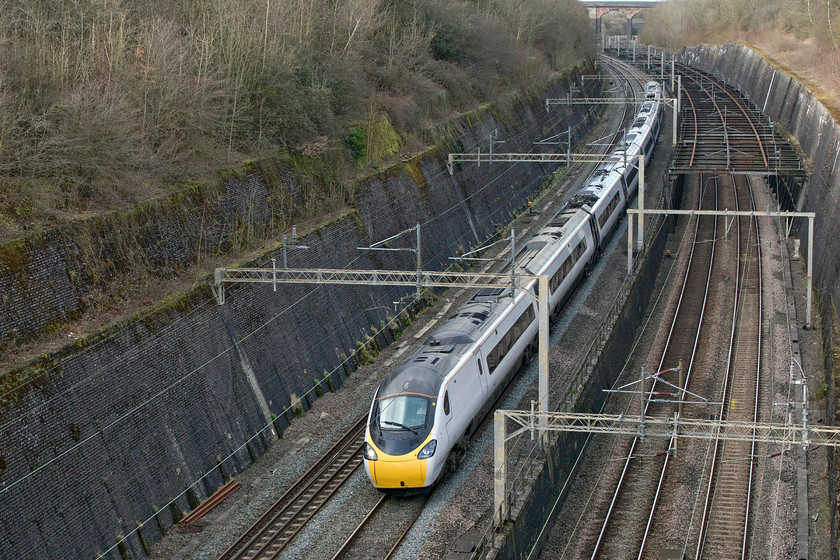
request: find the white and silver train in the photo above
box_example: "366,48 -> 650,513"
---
364,82 -> 663,492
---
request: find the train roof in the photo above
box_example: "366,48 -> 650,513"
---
621,132 -> 639,148
377,363 -> 447,400
378,305 -> 494,399
514,207 -> 590,275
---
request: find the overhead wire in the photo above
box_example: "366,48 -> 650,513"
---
4,81 -> 591,523
94,109 -> 592,558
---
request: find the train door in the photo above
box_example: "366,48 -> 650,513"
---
475,352 -> 489,397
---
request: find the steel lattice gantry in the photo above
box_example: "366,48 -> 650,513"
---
495,410 -> 840,448
213,267 -> 555,437
493,410 -> 840,526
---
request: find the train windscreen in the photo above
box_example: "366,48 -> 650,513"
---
377,395 -> 432,432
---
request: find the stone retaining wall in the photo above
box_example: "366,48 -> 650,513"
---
0,64 -> 600,558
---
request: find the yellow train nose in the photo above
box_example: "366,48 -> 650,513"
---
371,456 -> 427,489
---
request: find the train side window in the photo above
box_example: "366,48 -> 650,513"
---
444,391 -> 450,415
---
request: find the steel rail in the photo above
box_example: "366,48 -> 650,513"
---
591,176 -> 718,559
587,62 -> 680,559
694,72 -> 769,169
331,486 -> 439,560
329,495 -> 389,560
742,184 -> 763,559
217,416 -> 367,560
384,488 -> 439,560
694,176 -> 763,559
682,72 -> 732,170
694,175 -> 745,558
636,177 -> 719,559
681,72 -> 699,167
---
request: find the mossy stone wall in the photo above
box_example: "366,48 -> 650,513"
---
0,63 -> 602,558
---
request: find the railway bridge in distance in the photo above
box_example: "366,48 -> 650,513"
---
578,0 -> 664,39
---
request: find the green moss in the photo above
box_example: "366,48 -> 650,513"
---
218,167 -> 247,182
322,371 -> 335,393
139,288 -> 208,334
0,240 -> 28,274
351,209 -> 367,236
356,339 -> 376,364
365,118 -> 402,162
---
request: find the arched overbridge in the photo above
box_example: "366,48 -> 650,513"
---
578,0 -> 664,39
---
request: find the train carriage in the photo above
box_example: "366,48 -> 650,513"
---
364,75 -> 664,492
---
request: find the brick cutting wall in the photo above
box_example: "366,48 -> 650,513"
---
0,63 -> 601,559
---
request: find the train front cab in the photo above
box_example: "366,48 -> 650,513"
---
364,375 -> 448,492
365,431 -> 437,491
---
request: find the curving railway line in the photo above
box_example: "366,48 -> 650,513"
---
561,45 -> 781,560
212,57 -> 656,560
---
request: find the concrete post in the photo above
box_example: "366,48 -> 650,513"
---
806,216 -> 813,328
627,213 -> 634,275
539,275 -> 550,445
671,58 -> 675,92
638,157 -> 645,251
494,410 -> 506,528
672,99 -> 678,147
678,74 -> 682,111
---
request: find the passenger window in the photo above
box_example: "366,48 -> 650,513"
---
444,391 -> 450,415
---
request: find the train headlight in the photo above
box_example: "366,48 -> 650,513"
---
364,443 -> 378,461
417,439 -> 437,460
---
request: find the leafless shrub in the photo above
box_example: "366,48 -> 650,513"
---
0,0 -> 598,239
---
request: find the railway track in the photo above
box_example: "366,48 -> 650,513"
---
331,488 -> 437,560
575,49 -> 779,560
588,174 -> 719,559
541,44 -> 799,560
215,58 -> 655,560
694,175 -> 763,559
217,415 -> 367,560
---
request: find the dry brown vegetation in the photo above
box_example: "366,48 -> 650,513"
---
0,0 -> 594,242
641,0 -> 840,114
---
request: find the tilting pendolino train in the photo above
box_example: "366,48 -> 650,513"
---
364,81 -> 663,493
